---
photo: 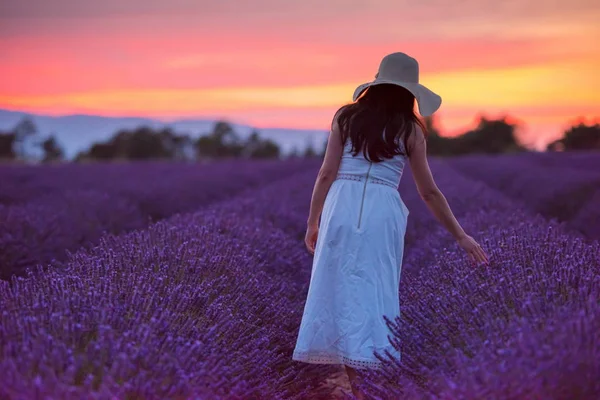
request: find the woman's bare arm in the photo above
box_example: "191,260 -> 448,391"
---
306,115 -> 344,227
407,125 -> 489,264
407,125 -> 466,240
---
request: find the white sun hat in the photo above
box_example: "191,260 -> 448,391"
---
352,52 -> 442,117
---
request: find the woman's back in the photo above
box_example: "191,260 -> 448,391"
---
336,135 -> 408,190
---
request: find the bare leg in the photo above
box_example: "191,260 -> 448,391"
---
344,365 -> 365,400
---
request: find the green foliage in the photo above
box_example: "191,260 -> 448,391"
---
85,143 -> 116,161
195,121 -> 244,159
303,143 -> 318,158
13,116 -> 38,160
241,131 -> 280,159
426,115 -> 526,156
0,116 -> 38,161
0,131 -> 16,160
195,122 -> 282,160
13,116 -> 37,141
0,117 -> 67,163
423,115 -> 445,155
77,126 -> 188,161
547,122 -> 600,151
78,120 -> 282,162
41,135 -> 65,163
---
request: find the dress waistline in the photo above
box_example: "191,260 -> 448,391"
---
335,173 -> 398,189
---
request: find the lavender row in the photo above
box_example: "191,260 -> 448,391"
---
0,168 -> 343,400
0,159 -> 319,281
0,159 -> 311,210
0,190 -> 145,281
358,162 -> 600,399
446,154 -> 600,239
570,189 -> 600,240
2,159 -> 598,398
430,297 -> 600,399
458,151 -> 600,173
520,150 -> 600,171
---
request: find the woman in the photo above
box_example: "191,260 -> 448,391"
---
292,52 -> 489,398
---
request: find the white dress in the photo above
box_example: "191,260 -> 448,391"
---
292,137 -> 409,369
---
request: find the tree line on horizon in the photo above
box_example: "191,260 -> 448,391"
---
0,115 -> 598,163
74,121 -> 288,162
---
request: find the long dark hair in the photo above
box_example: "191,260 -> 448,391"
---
336,84 -> 427,162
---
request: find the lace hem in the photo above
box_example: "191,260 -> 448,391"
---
336,173 -> 398,189
292,349 -> 386,370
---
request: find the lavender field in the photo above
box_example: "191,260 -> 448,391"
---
1,152 -> 599,399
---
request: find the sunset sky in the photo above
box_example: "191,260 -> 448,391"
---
1,0 -> 599,149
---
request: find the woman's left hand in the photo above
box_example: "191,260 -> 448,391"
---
305,224 -> 319,254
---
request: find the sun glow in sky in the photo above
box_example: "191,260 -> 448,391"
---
1,0 -> 599,149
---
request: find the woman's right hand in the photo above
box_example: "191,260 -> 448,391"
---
457,234 -> 489,265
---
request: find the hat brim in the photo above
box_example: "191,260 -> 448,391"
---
352,79 -> 442,117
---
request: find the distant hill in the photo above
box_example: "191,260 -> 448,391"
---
0,109 -> 328,160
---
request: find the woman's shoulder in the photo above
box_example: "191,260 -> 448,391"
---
400,122 -> 425,156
